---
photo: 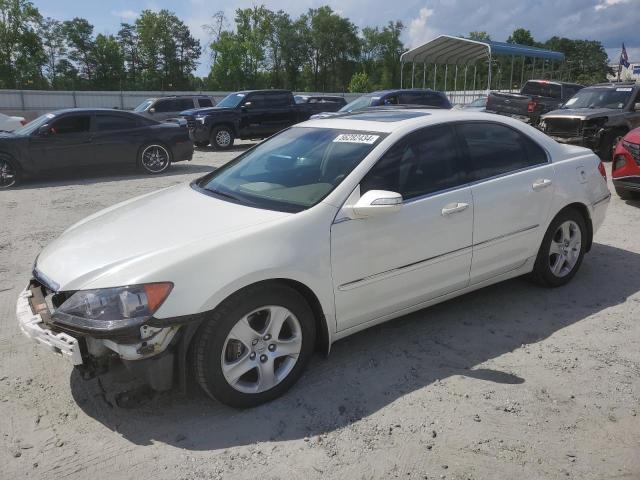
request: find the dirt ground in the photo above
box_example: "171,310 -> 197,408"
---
1,147 -> 639,480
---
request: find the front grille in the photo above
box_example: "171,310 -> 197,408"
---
622,140 -> 640,163
545,118 -> 582,137
182,115 -> 196,130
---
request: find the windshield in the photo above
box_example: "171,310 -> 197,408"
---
134,100 -> 153,112
216,93 -> 246,108
13,113 -> 55,136
196,127 -> 385,212
339,95 -> 375,112
522,82 -> 562,99
562,88 -> 633,109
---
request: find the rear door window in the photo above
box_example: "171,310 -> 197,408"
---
176,98 -> 194,111
95,115 -> 139,131
265,93 -> 291,107
198,98 -> 213,107
456,122 -> 547,181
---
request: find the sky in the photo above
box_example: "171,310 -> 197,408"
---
35,0 -> 640,77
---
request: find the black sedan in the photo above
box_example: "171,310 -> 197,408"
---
0,108 -> 193,188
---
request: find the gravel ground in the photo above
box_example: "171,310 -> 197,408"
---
1,148 -> 639,480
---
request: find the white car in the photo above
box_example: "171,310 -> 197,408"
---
0,112 -> 26,132
18,109 -> 610,407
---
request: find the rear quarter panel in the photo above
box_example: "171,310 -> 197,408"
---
548,145 -> 610,235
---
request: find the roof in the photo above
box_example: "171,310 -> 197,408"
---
401,35 -> 565,65
51,108 -> 135,115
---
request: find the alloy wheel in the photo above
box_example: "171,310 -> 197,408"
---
549,220 -> 582,278
141,145 -> 170,173
215,129 -> 231,148
0,158 -> 17,188
221,305 -> 302,394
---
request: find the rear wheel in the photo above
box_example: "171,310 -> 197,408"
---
615,186 -> 640,200
0,156 -> 20,188
599,131 -> 625,162
530,209 -> 587,287
138,143 -> 172,174
192,283 -> 315,408
210,126 -> 235,150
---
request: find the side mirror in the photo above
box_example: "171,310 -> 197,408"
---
242,101 -> 253,108
347,190 -> 402,219
36,125 -> 51,136
148,107 -> 156,114
634,102 -> 640,112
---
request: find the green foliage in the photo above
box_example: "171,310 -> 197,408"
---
348,72 -> 371,93
0,5 -> 621,92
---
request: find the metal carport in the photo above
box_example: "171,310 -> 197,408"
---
400,35 -> 565,104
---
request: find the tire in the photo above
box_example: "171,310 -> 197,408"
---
0,155 -> 20,189
194,141 -> 209,148
210,125 -> 235,150
615,186 -> 640,200
138,143 -> 172,174
599,131 -> 625,162
530,208 -> 587,287
192,283 -> 316,408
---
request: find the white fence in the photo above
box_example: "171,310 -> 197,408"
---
0,88 -> 498,119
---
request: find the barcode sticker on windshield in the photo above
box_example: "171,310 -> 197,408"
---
333,134 -> 380,144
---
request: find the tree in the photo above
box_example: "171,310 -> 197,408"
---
507,28 -> 536,46
348,72 -> 370,93
0,0 -> 46,88
467,31 -> 491,42
92,34 -> 123,90
544,37 -> 611,84
117,23 -> 139,88
62,17 -> 96,84
135,9 -> 201,90
40,17 -> 66,87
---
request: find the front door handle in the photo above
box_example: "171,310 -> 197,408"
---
532,178 -> 552,191
441,202 -> 469,216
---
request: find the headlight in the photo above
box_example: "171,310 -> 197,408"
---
53,283 -> 173,322
195,115 -> 206,124
539,120 -> 547,131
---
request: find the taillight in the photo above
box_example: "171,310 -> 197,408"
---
612,155 -> 626,172
527,101 -> 537,113
598,161 -> 607,180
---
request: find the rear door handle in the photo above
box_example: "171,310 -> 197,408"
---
441,202 -> 469,216
532,178 -> 552,191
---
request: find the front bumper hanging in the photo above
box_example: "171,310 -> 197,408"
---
16,287 -> 83,365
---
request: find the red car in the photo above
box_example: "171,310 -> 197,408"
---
612,128 -> 640,200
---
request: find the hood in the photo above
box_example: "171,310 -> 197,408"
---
542,108 -> 621,120
180,106 -> 233,116
35,183 -> 290,290
0,131 -> 19,139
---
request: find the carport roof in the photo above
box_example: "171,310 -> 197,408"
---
400,35 -> 565,65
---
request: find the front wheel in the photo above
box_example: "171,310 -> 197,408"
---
210,126 -> 235,150
530,209 -> 587,287
0,156 -> 20,188
192,283 -> 316,408
138,143 -> 172,174
599,131 -> 624,162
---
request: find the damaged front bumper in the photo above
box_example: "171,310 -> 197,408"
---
17,280 -> 194,391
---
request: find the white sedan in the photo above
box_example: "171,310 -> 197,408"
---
0,112 -> 26,132
18,109 -> 610,407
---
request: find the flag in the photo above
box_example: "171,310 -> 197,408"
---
620,43 -> 630,69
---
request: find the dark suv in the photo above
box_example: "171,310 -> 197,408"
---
134,95 -> 215,121
311,89 -> 452,118
540,82 -> 640,160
